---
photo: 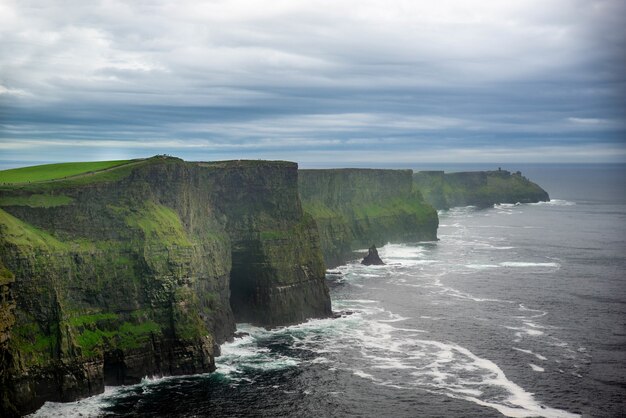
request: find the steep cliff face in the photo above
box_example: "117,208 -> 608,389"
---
413,170 -> 550,210
299,169 -> 438,267
0,156 -> 331,416
196,161 -> 331,326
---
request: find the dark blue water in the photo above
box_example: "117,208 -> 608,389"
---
31,165 -> 626,417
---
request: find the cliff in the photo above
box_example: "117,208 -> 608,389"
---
0,156 -> 331,416
413,169 -> 550,210
298,169 -> 438,267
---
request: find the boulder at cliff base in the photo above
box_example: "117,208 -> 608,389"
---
361,245 -> 385,265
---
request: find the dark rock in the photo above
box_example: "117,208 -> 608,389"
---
332,310 -> 354,318
233,332 -> 250,339
361,245 -> 385,265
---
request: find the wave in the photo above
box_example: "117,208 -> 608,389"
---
466,264 -> 500,269
492,199 -> 576,208
222,299 -> 578,418
513,347 -> 548,361
378,243 -> 425,259
26,387 -> 120,418
26,376 -> 187,418
341,316 -> 576,417
216,324 -> 301,378
500,262 -> 560,268
531,199 -> 575,206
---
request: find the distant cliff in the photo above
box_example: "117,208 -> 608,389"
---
413,169 -> 549,210
299,169 -> 438,267
0,156 -> 331,416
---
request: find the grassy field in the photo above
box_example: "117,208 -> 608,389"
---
0,160 -> 132,184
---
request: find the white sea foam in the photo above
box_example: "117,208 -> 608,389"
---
376,244 -> 428,266
26,376 -> 186,418
353,369 -> 378,380
26,387 -> 121,418
529,199 -> 575,206
500,262 -> 560,268
466,264 -> 500,269
517,304 -> 548,319
241,297 -> 579,418
506,325 -> 545,338
467,240 -> 515,250
215,324 -> 300,377
529,363 -> 545,372
512,347 -> 548,361
432,278 -> 513,303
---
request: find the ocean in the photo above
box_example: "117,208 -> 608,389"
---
30,164 -> 626,417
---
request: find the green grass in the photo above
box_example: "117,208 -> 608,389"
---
260,230 -> 289,240
75,319 -> 163,356
0,261 -> 14,285
0,208 -> 68,250
0,194 -> 73,207
9,322 -> 56,364
125,202 -> 193,248
68,312 -> 119,327
300,201 -> 343,220
0,160 -> 132,184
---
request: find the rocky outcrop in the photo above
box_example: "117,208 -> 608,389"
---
361,246 -> 384,266
299,169 -> 438,267
0,156 -> 331,416
413,169 -> 550,210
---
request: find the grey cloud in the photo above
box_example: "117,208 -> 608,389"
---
0,0 -> 624,166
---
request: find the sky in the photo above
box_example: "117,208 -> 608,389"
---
0,0 -> 625,168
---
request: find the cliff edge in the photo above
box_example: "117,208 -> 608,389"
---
413,169 -> 550,210
0,156 -> 331,416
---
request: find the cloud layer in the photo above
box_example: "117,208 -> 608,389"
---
1,0 -> 625,166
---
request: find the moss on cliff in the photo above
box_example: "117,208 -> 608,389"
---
0,156 -> 332,416
299,169 -> 438,267
0,157 -> 228,415
0,208 -> 68,250
0,194 -> 74,208
413,169 -> 550,210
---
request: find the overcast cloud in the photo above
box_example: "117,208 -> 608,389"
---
0,0 -> 625,167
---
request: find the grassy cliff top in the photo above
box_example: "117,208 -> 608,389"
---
0,160 -> 137,184
0,156 -> 300,192
0,156 -> 196,191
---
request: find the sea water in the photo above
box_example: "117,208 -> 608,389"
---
29,164 -> 626,417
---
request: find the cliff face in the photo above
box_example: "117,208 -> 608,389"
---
299,169 -> 438,267
196,161 -> 331,326
413,170 -> 550,210
0,157 -> 331,416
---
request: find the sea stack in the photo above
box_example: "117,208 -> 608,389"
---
362,245 -> 385,265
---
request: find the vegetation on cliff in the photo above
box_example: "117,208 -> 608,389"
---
0,160 -> 134,184
0,156 -> 331,416
413,169 -> 550,210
